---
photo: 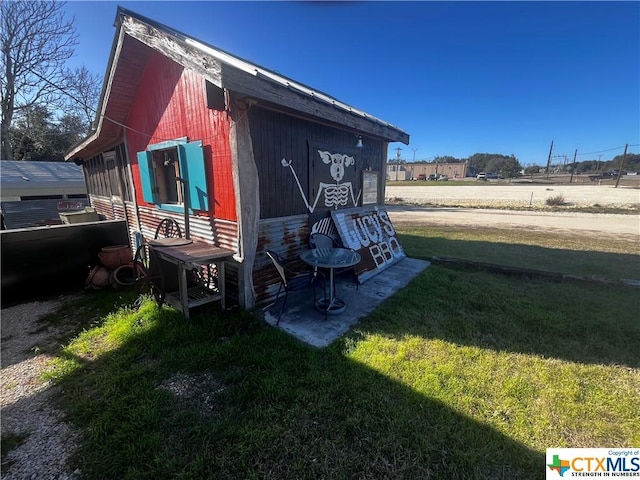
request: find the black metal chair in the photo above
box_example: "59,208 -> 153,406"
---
154,218 -> 182,239
265,250 -> 326,324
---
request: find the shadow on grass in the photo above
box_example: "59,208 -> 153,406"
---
3,297 -> 543,479
354,262 -> 640,369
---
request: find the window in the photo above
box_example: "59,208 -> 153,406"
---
137,140 -> 209,212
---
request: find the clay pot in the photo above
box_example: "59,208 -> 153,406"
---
98,245 -> 132,270
110,263 -> 137,287
86,266 -> 111,290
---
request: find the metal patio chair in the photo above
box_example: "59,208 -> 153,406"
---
265,250 -> 326,324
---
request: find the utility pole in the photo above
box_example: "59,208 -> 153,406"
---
569,149 -> 577,183
597,155 -> 602,172
412,148 -> 418,162
545,140 -> 554,179
394,147 -> 402,181
614,144 -> 628,188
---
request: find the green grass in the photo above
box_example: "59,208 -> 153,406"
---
397,225 -> 640,281
13,228 -> 640,479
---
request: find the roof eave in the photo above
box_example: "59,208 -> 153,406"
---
66,6 -> 410,161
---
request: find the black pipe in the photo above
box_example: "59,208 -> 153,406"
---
176,177 -> 190,240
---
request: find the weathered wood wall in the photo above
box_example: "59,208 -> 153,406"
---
248,106 -> 386,219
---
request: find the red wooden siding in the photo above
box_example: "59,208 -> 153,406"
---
125,50 -> 236,222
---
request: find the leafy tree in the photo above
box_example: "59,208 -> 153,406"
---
9,105 -> 85,161
468,153 -> 522,178
611,153 -> 640,173
432,155 -> 461,164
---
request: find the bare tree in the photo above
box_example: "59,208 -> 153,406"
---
62,65 -> 102,130
1,0 -> 77,160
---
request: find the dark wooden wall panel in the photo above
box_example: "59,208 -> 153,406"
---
248,107 -> 386,219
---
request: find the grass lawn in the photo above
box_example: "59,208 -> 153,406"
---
397,225 -> 640,282
13,227 -> 639,479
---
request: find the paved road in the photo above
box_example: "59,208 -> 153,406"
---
386,205 -> 640,241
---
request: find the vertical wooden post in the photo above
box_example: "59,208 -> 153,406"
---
614,144 -> 628,188
229,95 -> 260,309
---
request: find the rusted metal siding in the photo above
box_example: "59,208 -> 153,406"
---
125,50 -> 236,222
248,106 -> 386,220
1,198 -> 90,229
253,213 -> 309,304
90,194 -> 128,220
134,205 -> 237,249
90,195 -> 116,219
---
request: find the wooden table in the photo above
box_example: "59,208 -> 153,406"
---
149,239 -> 234,320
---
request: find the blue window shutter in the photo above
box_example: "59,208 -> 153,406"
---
136,151 -> 155,203
178,141 -> 208,211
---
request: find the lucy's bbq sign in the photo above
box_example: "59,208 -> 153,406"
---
331,206 -> 405,283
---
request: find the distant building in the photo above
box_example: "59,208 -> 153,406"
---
388,162 -> 468,180
386,164 -> 410,180
0,161 -> 89,229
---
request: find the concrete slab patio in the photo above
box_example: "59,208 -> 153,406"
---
262,257 -> 430,347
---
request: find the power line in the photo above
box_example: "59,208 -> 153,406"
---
576,144 -> 639,156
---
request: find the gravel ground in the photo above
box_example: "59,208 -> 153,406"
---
385,183 -> 639,209
385,183 -> 640,241
386,205 -> 640,241
1,297 -> 83,480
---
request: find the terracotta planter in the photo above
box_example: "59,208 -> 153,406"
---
98,245 -> 132,270
111,263 -> 137,287
86,266 -> 111,290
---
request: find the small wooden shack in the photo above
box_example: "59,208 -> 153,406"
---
66,7 -> 409,309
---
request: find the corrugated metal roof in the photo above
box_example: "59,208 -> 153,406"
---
66,7 -> 409,160
1,161 -> 86,197
114,6 -> 407,135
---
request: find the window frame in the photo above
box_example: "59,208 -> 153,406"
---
137,138 -> 209,214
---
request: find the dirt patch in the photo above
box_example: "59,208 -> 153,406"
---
385,205 -> 640,241
385,184 -> 640,242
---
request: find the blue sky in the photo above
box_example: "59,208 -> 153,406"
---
62,1 -> 639,166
